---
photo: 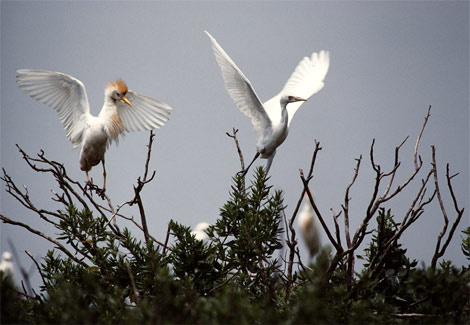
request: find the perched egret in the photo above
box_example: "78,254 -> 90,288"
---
0,252 -> 15,280
191,222 -> 210,241
205,31 -> 329,174
16,70 -> 172,191
298,194 -> 321,258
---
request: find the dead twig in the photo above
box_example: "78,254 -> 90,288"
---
431,147 -> 465,269
1,213 -> 87,268
286,140 -> 322,289
125,260 -> 141,307
226,128 -> 245,171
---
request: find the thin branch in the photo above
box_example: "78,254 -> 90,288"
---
7,239 -> 33,297
125,260 -> 141,307
1,213 -> 88,267
431,151 -> 465,268
414,105 -> 431,170
331,208 -> 343,249
226,128 -> 245,171
286,141 -> 322,287
342,155 -> 362,249
163,222 -> 171,255
302,175 -> 341,252
25,250 -> 46,288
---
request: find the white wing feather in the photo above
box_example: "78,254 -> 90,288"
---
16,69 -> 91,147
205,31 -> 271,140
115,90 -> 172,132
264,51 -> 330,127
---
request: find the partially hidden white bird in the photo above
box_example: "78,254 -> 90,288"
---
0,252 -> 15,281
16,70 -> 172,191
191,222 -> 210,241
298,193 -> 321,258
205,31 -> 330,174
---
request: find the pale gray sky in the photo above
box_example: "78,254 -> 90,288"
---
1,1 -> 469,288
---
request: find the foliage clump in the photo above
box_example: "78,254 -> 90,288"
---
1,167 -> 468,324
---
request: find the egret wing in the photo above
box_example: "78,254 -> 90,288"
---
265,51 -> 330,127
16,69 -> 91,147
115,90 -> 172,132
205,31 -> 271,139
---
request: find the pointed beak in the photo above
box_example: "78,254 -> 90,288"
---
293,96 -> 307,102
120,95 -> 132,107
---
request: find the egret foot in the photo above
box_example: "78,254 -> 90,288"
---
84,179 -> 106,199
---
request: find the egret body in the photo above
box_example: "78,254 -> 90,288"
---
205,31 -> 329,173
191,222 -> 210,241
0,252 -> 14,280
16,70 -> 172,191
298,195 -> 321,258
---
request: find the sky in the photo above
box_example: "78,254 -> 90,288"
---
1,1 -> 469,289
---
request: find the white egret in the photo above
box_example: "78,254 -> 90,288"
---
16,70 -> 172,191
205,31 -> 329,174
298,194 -> 321,258
191,222 -> 210,241
0,252 -> 15,280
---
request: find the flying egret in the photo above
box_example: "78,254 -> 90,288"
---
0,252 -> 15,281
191,222 -> 210,241
16,70 -> 172,192
205,31 -> 329,174
298,193 -> 321,258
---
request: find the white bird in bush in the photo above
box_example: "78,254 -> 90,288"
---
205,31 -> 329,174
0,252 -> 15,281
191,222 -> 210,241
298,194 -> 321,258
16,70 -> 172,191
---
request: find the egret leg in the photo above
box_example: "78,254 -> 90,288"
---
101,159 -> 107,192
239,152 -> 260,177
265,150 -> 276,174
85,171 -> 90,183
83,170 -> 93,193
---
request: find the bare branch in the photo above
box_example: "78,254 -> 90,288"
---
414,105 -> 431,170
286,140 -> 322,286
25,250 -> 46,288
1,213 -> 88,267
163,222 -> 172,255
143,131 -> 155,182
125,260 -> 141,307
431,149 -> 465,268
303,178 -> 341,252
226,128 -> 245,171
331,208 -> 343,249
342,155 -> 362,249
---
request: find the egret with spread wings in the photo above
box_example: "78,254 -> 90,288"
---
16,69 -> 172,192
205,31 -> 329,174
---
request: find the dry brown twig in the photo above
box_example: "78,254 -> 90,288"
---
430,147 -> 465,268
292,106 -> 460,289
1,129 -> 169,281
0,212 -> 88,267
226,127 -> 245,171
286,140 -> 324,288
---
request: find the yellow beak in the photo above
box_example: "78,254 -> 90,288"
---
121,95 -> 132,107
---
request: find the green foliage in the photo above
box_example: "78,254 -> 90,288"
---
2,167 -> 469,324
462,226 -> 470,261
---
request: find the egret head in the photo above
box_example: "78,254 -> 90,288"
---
281,95 -> 307,105
2,252 -> 12,262
106,79 -> 132,107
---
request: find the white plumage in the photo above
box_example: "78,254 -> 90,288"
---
16,70 -> 172,190
191,222 -> 210,241
298,195 -> 321,258
205,31 -> 329,173
0,252 -> 15,281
